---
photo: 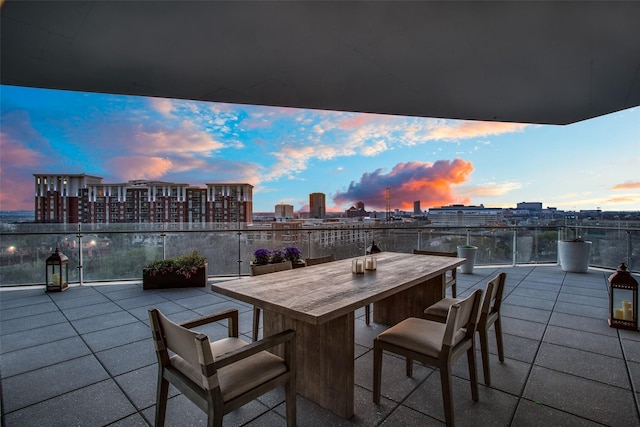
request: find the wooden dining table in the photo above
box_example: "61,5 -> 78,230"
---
210,251 -> 465,418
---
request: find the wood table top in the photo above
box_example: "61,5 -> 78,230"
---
210,251 -> 465,325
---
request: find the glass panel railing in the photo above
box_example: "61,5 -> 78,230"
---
1,223 -> 638,287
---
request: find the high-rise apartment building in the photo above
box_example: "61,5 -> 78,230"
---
34,174 -> 252,224
309,192 -> 326,218
274,204 -> 294,220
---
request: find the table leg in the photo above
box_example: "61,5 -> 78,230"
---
373,273 -> 446,325
263,310 -> 355,419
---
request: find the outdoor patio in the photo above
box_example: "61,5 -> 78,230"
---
1,265 -> 639,426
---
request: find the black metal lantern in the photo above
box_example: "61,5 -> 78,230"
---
366,240 -> 382,255
608,263 -> 638,331
46,247 -> 69,292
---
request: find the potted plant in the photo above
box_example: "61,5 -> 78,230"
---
457,244 -> 478,274
250,248 -> 292,276
253,248 -> 271,266
143,250 -> 207,290
284,246 -> 305,268
558,237 -> 592,273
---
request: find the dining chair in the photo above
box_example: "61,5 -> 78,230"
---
373,289 -> 483,427
148,307 -> 296,427
250,260 -> 293,341
424,272 -> 506,385
413,249 -> 458,297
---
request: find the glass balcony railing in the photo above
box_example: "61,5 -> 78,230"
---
1,222 -> 638,287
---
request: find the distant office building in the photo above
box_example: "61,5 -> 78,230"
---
516,202 -> 543,212
309,192 -> 326,218
274,204 -> 294,220
345,201 -> 368,218
413,201 -> 421,215
34,173 -> 252,224
428,204 -> 503,226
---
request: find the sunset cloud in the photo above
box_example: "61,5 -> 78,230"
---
457,181 -> 523,198
428,121 -> 529,141
149,97 -> 175,118
333,159 -> 474,210
0,111 -> 56,210
104,156 -> 173,181
133,120 -> 225,155
611,181 -> 640,190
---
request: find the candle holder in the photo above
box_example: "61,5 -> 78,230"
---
46,247 -> 69,292
609,263 -> 638,331
365,256 -> 377,271
352,259 -> 364,274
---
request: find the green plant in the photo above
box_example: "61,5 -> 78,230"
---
253,247 -> 301,264
270,249 -> 285,263
284,247 -> 302,263
144,250 -> 206,279
253,248 -> 271,265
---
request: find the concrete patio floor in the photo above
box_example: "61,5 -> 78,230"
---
1,265 -> 639,426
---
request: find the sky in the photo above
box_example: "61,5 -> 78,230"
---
1,85 -> 639,214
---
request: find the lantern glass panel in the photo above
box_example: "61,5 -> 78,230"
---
612,288 -> 634,321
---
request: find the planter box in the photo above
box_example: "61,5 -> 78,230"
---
457,246 -> 478,274
250,261 -> 292,276
143,263 -> 208,290
558,240 -> 592,273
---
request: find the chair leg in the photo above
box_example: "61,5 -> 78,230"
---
208,411 -> 223,427
451,282 -> 457,298
372,341 -> 383,404
252,306 -> 260,342
406,357 -> 413,377
467,345 -> 479,402
365,304 -> 371,325
155,374 -> 169,427
478,327 -> 491,386
207,395 -> 224,427
494,317 -> 505,362
440,364 -> 455,427
285,378 -> 297,427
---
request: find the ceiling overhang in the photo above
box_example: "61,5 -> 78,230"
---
2,1 -> 640,125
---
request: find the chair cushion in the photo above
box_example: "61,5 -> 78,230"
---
377,317 -> 447,358
171,337 -> 288,402
424,297 -> 461,319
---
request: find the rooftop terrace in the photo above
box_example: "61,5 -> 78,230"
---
1,265 -> 639,426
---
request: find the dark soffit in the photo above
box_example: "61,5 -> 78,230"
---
2,1 -> 640,125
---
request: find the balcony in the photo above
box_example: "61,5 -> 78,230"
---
1,223 -> 638,286
1,264 -> 639,425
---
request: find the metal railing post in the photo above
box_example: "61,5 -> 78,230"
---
512,226 -> 517,266
237,230 -> 242,277
627,230 -> 632,270
161,222 -> 167,260
76,223 -> 84,285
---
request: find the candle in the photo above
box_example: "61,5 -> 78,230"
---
614,308 -> 624,320
352,259 -> 364,274
52,273 -> 60,286
365,256 -> 377,271
622,301 -> 633,321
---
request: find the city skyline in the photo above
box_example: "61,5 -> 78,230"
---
1,85 -> 639,213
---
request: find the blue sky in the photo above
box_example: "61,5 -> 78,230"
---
1,85 -> 639,213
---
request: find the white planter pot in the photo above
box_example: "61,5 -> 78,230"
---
457,246 -> 478,274
558,240 -> 592,273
